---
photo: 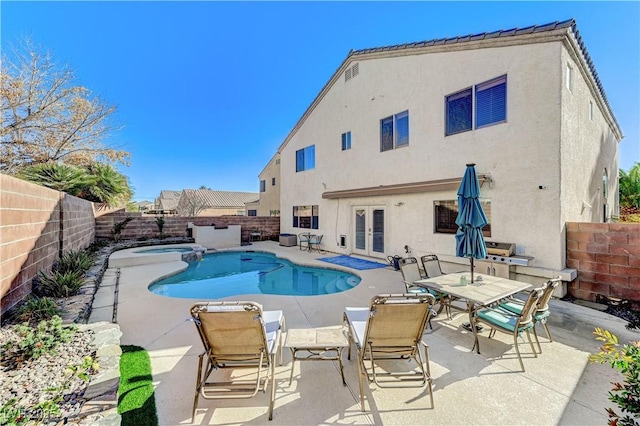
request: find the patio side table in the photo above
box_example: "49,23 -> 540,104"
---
284,326 -> 349,386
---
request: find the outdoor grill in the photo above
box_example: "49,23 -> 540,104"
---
484,241 -> 533,266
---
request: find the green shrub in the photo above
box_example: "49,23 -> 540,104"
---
590,327 -> 640,426
155,216 -> 166,239
2,316 -> 76,364
15,297 -> 61,323
57,249 -> 95,275
37,270 -> 85,298
112,217 -> 134,241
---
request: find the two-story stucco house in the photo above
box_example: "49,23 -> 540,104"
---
272,19 -> 622,287
247,153 -> 281,217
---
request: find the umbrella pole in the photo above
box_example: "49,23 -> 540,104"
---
470,258 -> 474,283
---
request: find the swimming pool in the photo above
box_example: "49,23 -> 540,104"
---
149,251 -> 361,299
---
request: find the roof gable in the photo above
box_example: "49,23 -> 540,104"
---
277,19 -> 621,153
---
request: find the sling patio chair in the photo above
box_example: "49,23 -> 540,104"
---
473,288 -> 543,372
189,301 -> 286,421
343,293 -> 436,412
498,276 -> 562,353
298,233 -> 311,251
399,257 -> 450,319
308,234 -> 323,252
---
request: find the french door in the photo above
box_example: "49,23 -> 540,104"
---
353,206 -> 385,258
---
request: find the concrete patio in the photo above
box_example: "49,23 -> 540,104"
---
96,241 -> 639,425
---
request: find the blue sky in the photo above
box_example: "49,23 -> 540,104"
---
2,1 -> 639,202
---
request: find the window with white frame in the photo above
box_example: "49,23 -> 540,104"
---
380,111 -> 409,152
295,145 -> 315,172
341,131 -> 351,151
293,205 -> 319,229
566,64 -> 573,91
445,75 -> 507,136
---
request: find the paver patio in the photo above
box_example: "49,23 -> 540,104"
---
101,241 -> 639,425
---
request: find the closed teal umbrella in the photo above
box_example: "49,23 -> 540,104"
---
455,163 -> 488,283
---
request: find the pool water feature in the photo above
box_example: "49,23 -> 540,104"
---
149,251 -> 361,299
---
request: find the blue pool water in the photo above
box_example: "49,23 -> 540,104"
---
135,247 -> 195,254
149,251 -> 361,299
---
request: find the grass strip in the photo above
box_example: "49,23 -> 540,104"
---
118,345 -> 158,426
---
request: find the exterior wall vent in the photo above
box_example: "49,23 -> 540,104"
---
345,63 -> 359,82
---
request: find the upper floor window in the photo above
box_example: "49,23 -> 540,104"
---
341,131 -> 351,151
259,180 -> 266,192
566,64 -> 573,91
446,88 -> 472,135
445,75 -> 507,136
476,76 -> 507,128
589,100 -> 594,121
296,145 -> 315,172
380,111 -> 409,152
272,177 -> 276,186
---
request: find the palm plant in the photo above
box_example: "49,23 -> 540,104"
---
619,163 -> 640,209
17,163 -> 95,196
82,162 -> 132,206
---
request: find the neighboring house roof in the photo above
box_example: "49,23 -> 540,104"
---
156,190 -> 181,211
277,18 -> 622,154
160,190 -> 182,199
180,189 -> 259,209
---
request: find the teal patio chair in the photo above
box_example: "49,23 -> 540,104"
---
473,288 -> 543,371
499,276 -> 562,353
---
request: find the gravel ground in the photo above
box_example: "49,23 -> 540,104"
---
0,324 -> 96,424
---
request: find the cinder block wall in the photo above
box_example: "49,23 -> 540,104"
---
566,222 -> 640,302
0,174 -> 96,314
62,193 -> 96,252
95,211 -> 281,242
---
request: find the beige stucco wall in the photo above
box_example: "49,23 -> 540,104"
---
559,45 -> 620,229
255,153 -> 281,216
278,36 -> 619,274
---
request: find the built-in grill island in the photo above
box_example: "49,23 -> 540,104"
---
475,241 -> 534,278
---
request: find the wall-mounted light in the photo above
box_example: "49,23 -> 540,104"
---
581,200 -> 592,214
394,202 -> 404,207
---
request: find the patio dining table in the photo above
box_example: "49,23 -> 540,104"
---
414,272 -> 531,353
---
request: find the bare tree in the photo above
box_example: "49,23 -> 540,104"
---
0,39 -> 130,174
177,189 -> 210,216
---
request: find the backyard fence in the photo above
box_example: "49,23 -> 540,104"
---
94,211 -> 280,243
567,222 -> 640,303
0,174 -> 96,313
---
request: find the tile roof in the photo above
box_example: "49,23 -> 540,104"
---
276,18 -> 621,156
181,189 -> 259,208
347,18 -> 618,134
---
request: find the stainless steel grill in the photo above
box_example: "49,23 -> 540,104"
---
484,241 -> 533,266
